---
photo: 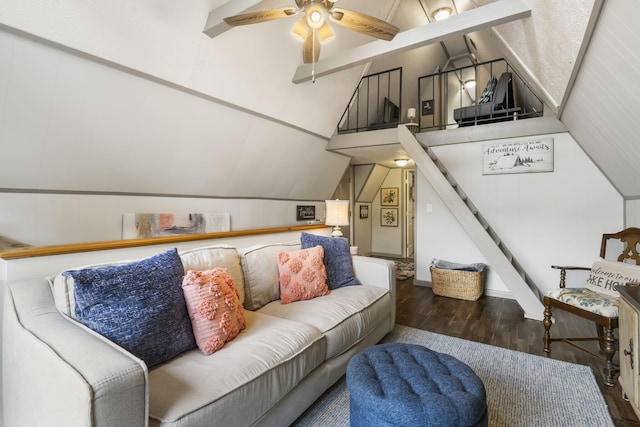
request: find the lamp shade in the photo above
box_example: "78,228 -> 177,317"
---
325,199 -> 349,237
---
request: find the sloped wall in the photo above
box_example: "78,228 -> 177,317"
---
415,131 -> 623,298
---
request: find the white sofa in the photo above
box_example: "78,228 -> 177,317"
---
3,240 -> 395,427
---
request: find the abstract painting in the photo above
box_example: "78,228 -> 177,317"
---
122,213 -> 231,239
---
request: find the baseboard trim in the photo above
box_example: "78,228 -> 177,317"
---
411,279 -> 514,300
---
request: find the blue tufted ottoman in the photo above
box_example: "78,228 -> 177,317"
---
346,343 -> 487,427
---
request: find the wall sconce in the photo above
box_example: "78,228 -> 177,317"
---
433,7 -> 452,21
395,159 -> 409,167
325,199 -> 350,237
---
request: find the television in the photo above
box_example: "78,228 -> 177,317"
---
382,97 -> 400,124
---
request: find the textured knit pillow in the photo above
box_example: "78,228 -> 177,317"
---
301,232 -> 360,289
584,258 -> 640,297
66,248 -> 196,368
277,245 -> 329,304
182,268 -> 247,355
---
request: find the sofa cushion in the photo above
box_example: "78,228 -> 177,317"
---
258,285 -> 390,359
301,232 -> 360,289
63,248 -> 196,368
182,268 -> 247,355
239,241 -> 301,310
179,245 -> 245,304
278,246 -> 329,304
148,310 -> 326,427
584,258 -> 640,297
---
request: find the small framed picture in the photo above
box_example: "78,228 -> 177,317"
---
296,205 -> 316,221
422,99 -> 434,116
359,205 -> 369,219
381,208 -> 398,227
380,188 -> 398,206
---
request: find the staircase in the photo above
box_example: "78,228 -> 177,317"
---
397,125 -> 545,321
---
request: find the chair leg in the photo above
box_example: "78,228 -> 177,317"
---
602,326 -> 617,387
596,324 -> 605,352
543,304 -> 553,355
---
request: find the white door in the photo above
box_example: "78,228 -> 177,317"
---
404,169 -> 415,258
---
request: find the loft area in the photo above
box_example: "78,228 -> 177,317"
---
337,59 -> 544,134
337,67 -> 403,134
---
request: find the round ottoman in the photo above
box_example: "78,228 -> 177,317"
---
346,343 -> 487,427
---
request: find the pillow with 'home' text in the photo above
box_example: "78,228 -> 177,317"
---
584,258 -> 640,297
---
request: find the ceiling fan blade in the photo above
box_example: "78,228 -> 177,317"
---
302,31 -> 321,64
291,16 -> 310,40
295,0 -> 309,9
317,20 -> 335,42
224,7 -> 298,26
321,1 -> 335,9
329,8 -> 399,41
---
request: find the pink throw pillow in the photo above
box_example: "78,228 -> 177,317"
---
182,268 -> 247,355
278,245 -> 329,304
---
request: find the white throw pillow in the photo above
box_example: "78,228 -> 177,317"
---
584,258 -> 640,297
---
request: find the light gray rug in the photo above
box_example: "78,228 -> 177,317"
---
293,324 -> 614,427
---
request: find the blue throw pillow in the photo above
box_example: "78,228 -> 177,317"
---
301,232 -> 360,289
65,248 -> 196,368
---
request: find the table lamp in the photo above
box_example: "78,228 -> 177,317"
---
325,199 -> 349,237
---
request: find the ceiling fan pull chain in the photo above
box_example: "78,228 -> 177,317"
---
312,30 -> 316,83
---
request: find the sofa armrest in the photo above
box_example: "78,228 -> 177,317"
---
352,256 -> 396,322
3,280 -> 148,427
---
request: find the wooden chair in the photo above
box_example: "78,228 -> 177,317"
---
543,227 -> 640,386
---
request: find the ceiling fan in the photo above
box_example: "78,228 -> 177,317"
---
223,0 -> 400,64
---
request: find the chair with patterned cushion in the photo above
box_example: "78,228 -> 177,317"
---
543,227 -> 640,386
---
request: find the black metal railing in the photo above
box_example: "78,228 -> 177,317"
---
337,67 -> 402,134
417,59 -> 543,131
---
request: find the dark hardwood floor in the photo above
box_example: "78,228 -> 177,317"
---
394,276 -> 640,427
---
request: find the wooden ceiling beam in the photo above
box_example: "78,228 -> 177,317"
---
292,0 -> 531,83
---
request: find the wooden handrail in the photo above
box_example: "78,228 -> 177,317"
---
0,224 -> 329,260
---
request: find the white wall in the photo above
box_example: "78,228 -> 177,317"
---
627,200 -> 640,228
0,28 -> 350,202
0,192 -> 327,247
415,131 -> 623,297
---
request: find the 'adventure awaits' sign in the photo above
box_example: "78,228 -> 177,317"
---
482,138 -> 554,175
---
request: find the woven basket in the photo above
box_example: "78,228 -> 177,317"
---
430,267 -> 486,301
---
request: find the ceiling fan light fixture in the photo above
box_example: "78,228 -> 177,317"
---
433,7 -> 452,21
306,5 -> 325,29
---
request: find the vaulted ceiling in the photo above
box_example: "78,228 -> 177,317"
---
0,0 -> 638,200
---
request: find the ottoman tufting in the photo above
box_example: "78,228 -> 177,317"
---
346,343 -> 487,427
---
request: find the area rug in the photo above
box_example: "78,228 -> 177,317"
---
292,324 -> 614,427
395,260 -> 415,280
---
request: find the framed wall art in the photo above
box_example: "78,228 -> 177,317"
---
380,187 -> 398,206
381,208 -> 398,227
421,99 -> 434,116
482,138 -> 554,175
296,205 -> 316,221
359,204 -> 369,219
122,213 -> 230,239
